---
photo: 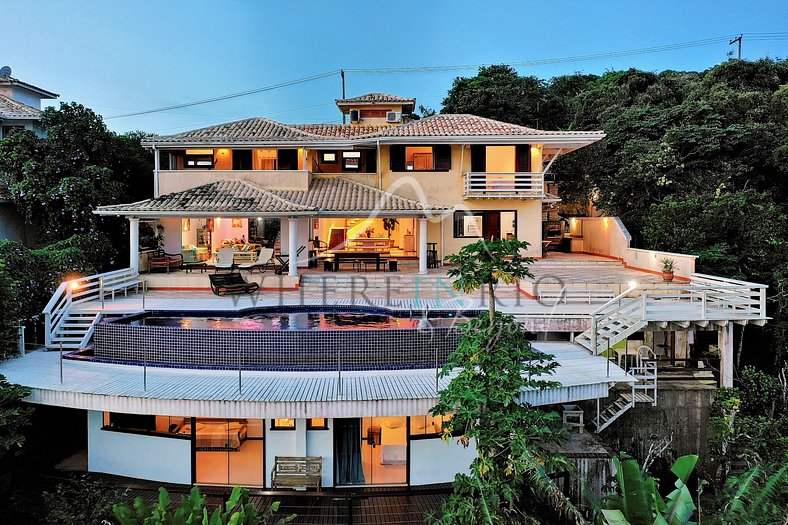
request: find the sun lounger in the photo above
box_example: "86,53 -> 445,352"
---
214,247 -> 236,273
238,248 -> 275,273
208,273 -> 260,296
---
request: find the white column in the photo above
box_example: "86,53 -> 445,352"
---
418,217 -> 428,275
719,322 -> 734,387
288,217 -> 298,277
153,148 -> 160,198
129,217 -> 140,272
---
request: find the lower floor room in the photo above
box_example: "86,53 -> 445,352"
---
88,411 -> 473,488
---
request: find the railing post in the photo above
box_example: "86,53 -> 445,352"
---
59,342 -> 63,383
641,290 -> 647,320
18,322 -> 25,356
701,289 -> 707,320
44,312 -> 51,348
591,316 -> 598,355
99,277 -> 105,309
759,287 -> 767,318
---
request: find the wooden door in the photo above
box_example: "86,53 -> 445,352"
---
483,212 -> 500,240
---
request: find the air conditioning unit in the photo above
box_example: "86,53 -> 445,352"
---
349,109 -> 361,123
386,111 -> 402,123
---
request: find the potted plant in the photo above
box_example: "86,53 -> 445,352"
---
382,218 -> 399,247
660,257 -> 676,282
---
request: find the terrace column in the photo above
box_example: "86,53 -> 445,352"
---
288,217 -> 298,277
718,322 -> 734,388
418,217 -> 428,275
129,217 -> 140,272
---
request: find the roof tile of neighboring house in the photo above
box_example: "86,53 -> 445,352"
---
291,123 -> 387,139
335,92 -> 416,109
148,117 -> 319,144
95,177 -> 447,216
270,177 -> 448,212
374,114 -> 600,137
0,94 -> 42,119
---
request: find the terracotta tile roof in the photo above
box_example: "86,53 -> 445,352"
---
146,117 -> 318,145
0,94 -> 41,119
95,177 -> 448,217
270,177 -> 448,213
291,123 -> 386,139
335,92 -> 416,111
374,114 -> 600,138
96,179 -> 311,215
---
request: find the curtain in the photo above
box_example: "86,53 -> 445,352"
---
334,418 -> 365,485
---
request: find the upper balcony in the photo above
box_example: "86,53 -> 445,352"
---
462,171 -> 545,199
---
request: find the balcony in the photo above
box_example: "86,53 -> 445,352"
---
462,172 -> 545,199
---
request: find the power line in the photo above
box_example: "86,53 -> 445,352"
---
105,70 -> 339,120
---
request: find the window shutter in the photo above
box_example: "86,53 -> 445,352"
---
515,145 -> 531,172
471,145 -> 486,172
390,145 -> 405,171
434,145 -> 451,170
278,149 -> 298,170
366,150 -> 377,173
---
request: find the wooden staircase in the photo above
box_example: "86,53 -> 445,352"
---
574,296 -> 646,354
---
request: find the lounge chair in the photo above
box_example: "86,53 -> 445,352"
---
238,248 -> 275,273
208,273 -> 260,296
215,247 -> 236,273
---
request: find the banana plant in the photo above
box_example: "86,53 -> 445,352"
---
598,454 -> 699,525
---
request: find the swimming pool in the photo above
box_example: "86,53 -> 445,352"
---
89,307 -> 479,372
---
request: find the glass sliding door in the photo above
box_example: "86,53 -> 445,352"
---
193,418 -> 263,486
361,417 -> 407,485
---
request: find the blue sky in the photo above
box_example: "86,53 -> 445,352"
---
2,0 -> 786,134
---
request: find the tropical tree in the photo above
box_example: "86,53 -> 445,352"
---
444,238 -> 534,325
432,239 -> 580,524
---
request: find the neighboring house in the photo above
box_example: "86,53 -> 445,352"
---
0,66 -> 58,242
0,92 -> 768,491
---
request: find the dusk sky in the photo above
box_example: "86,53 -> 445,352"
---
3,0 -> 787,135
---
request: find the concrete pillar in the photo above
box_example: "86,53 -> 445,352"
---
288,217 -> 298,277
418,217 -> 428,275
129,217 -> 140,272
719,322 -> 734,387
675,331 -> 689,366
295,419 -> 307,457
153,148 -> 160,198
644,331 -> 654,350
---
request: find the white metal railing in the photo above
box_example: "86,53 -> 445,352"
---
463,172 -> 545,198
43,268 -> 139,347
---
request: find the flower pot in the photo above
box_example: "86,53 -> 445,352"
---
661,271 -> 674,282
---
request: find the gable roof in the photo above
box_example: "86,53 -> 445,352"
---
146,117 -> 319,145
0,76 -> 59,99
375,114 -> 599,138
95,177 -> 449,218
335,92 -> 416,112
0,94 -> 42,120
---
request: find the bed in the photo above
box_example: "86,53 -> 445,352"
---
380,445 -> 407,465
379,418 -> 408,465
178,419 -> 248,451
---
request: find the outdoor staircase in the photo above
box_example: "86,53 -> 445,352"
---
50,311 -> 101,350
591,362 -> 658,432
574,295 -> 647,354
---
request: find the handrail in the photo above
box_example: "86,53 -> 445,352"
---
691,273 -> 769,289
590,286 -> 639,316
43,268 -> 139,347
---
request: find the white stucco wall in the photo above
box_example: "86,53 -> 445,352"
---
86,410 -> 191,484
279,217 -> 310,259
264,419 -> 304,486
410,437 -> 476,485
306,422 -> 334,488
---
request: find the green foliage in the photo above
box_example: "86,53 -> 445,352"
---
709,464 -> 788,525
445,238 -> 534,322
0,374 -> 32,452
44,475 -> 128,525
0,102 -> 152,244
112,485 -> 295,525
430,310 -> 579,524
598,454 -> 699,525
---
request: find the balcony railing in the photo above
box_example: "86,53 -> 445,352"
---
462,172 -> 545,199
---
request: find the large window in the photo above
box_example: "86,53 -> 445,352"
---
194,418 -> 264,487
454,210 -> 517,239
470,144 -> 532,173
184,149 -> 214,169
102,412 -> 187,438
390,145 -> 451,172
409,414 -> 451,439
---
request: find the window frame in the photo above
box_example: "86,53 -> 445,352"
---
389,145 -> 452,172
320,151 -> 338,164
453,210 -> 518,239
408,414 -> 453,440
270,418 -> 296,431
101,412 -> 190,440
306,418 -> 329,430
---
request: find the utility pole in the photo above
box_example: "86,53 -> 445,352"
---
729,34 -> 742,60
341,69 -> 347,124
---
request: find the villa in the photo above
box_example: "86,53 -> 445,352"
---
0,92 -> 768,492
